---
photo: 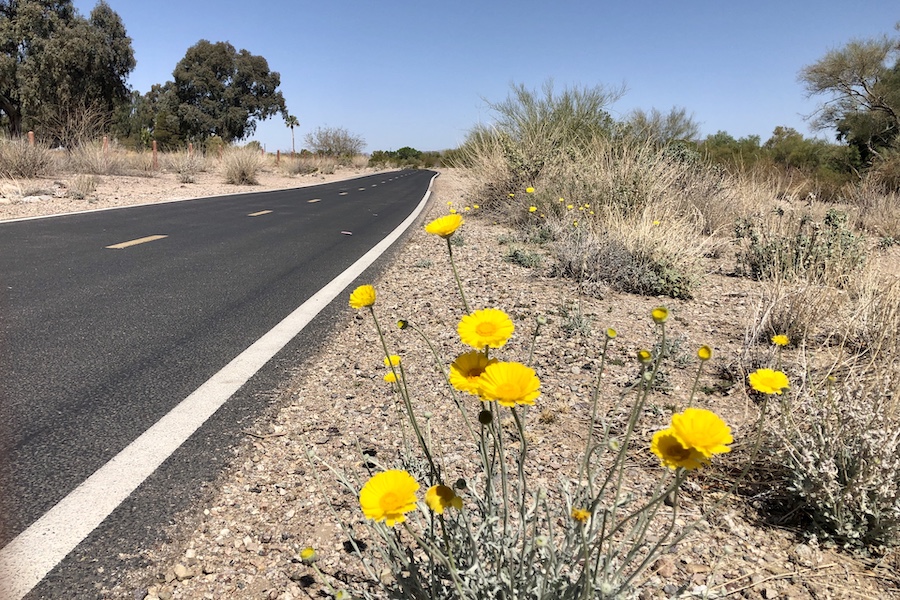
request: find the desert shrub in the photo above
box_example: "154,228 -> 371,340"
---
503,247 -> 542,268
845,178 -> 900,239
735,208 -> 866,287
67,174 -> 98,199
0,138 -> 55,178
546,208 -> 705,299
769,376 -> 900,547
221,147 -> 262,185
67,141 -> 130,175
162,151 -> 207,183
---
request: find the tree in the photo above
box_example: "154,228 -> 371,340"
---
800,27 -> 900,164
626,106 -> 700,146
285,114 -> 299,154
166,40 -> 286,143
0,0 -> 135,142
304,126 -> 365,156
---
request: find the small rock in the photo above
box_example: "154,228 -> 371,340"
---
173,563 -> 193,581
654,555 -> 676,578
764,587 -> 778,599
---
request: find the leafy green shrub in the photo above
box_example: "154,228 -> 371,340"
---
221,148 -> 262,185
0,139 -> 54,178
735,208 -> 866,287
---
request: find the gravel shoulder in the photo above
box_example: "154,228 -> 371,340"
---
5,168 -> 898,599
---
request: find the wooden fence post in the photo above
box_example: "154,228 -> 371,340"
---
188,142 -> 193,156
27,131 -> 35,146
152,140 -> 158,170
102,136 -> 109,153
276,149 -> 280,164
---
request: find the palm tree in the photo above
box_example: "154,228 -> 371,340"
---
285,114 -> 299,155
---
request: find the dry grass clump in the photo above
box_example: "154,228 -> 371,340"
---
279,155 -> 338,176
67,174 -> 98,200
0,138 -> 55,178
463,133 -> 722,298
162,151 -> 208,183
221,147 -> 262,185
67,141 -> 130,175
845,178 -> 900,240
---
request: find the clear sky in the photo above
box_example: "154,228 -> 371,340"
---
71,0 -> 897,153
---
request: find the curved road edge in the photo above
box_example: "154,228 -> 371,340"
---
0,171 -> 440,600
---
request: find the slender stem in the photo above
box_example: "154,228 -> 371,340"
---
687,360 -> 705,408
369,306 -> 439,483
446,237 -> 470,313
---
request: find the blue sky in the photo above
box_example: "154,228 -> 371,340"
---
72,0 -> 897,153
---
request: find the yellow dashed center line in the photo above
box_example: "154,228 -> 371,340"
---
106,235 -> 168,249
248,210 -> 273,217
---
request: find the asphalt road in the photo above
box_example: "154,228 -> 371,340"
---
0,169 -> 436,597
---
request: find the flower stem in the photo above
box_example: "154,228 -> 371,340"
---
446,237 -> 470,313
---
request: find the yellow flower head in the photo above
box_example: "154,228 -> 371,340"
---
300,547 -> 318,564
458,308 -> 515,349
349,284 -> 376,309
748,368 -> 790,395
637,349 -> 653,364
697,345 -> 712,361
425,485 -> 463,514
383,372 -> 397,383
771,334 -> 789,347
526,186 -> 535,194
478,361 -> 541,407
571,508 -> 591,523
651,428 -> 710,470
424,213 -> 463,238
529,206 -> 537,212
449,351 -> 498,395
651,306 -> 669,324
606,328 -> 617,339
359,470 -> 420,526
383,355 -> 401,367
670,408 -> 733,458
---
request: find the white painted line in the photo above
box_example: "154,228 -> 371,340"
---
0,172 -> 438,600
105,235 -> 168,249
339,191 -> 348,196
248,210 -> 273,217
307,199 -> 321,203
357,187 -> 366,191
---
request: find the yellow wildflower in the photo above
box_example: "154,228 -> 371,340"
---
670,408 -> 733,458
748,368 -> 790,395
425,485 -> 463,514
458,308 -> 515,349
349,285 -> 376,309
651,428 -> 709,470
424,214 -> 463,238
359,470 -> 419,526
478,361 -> 541,407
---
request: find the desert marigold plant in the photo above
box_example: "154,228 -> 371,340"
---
307,217 -> 740,600
748,368 -> 790,395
